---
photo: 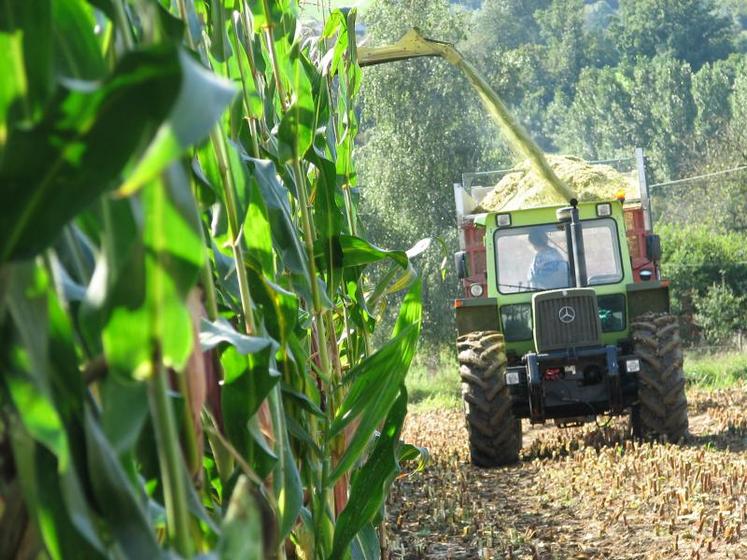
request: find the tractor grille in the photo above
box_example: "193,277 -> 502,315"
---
533,289 -> 602,353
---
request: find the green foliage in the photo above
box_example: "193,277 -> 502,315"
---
684,352 -> 747,387
0,2 -> 428,559
405,348 -> 461,411
552,54 -> 695,178
693,282 -> 747,346
611,0 -> 735,69
658,224 -> 747,343
691,55 -> 744,140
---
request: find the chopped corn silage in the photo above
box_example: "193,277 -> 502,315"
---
477,155 -> 640,212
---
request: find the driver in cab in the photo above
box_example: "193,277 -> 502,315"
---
527,229 -> 569,290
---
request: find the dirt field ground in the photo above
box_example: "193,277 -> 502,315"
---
387,387 -> 747,559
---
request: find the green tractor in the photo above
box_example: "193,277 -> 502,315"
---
453,152 -> 688,467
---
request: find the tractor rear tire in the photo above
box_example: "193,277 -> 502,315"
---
630,313 -> 689,441
457,331 -> 521,467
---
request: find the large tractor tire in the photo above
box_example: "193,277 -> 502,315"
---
457,331 -> 521,467
630,313 -> 689,441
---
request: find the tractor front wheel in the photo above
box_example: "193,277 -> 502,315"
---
457,331 -> 521,467
630,313 -> 689,441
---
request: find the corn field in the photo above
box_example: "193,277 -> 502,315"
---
0,1 -> 426,558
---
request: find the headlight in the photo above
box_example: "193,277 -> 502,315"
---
505,371 -> 520,385
469,283 -> 484,297
626,359 -> 641,373
496,213 -> 511,227
596,203 -> 611,216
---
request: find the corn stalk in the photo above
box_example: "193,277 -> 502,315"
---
0,1 -> 425,559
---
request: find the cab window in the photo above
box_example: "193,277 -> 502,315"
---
494,218 -> 623,294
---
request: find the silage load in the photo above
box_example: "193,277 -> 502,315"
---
477,155 -> 640,212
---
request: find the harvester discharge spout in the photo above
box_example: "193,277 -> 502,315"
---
358,28 -> 576,204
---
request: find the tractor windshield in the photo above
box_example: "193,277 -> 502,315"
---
494,218 -> 623,294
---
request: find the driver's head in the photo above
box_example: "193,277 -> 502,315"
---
528,229 -> 549,248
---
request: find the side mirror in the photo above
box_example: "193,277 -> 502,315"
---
646,234 -> 662,262
455,251 -> 469,280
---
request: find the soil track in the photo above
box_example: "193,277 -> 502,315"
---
387,387 -> 747,559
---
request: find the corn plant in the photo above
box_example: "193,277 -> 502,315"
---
0,1 -> 426,558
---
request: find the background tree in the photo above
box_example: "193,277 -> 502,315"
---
611,0 -> 735,69
358,0 -> 507,344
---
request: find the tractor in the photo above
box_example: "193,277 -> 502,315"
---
453,152 -> 688,466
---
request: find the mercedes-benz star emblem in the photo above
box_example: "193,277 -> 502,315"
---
558,306 -> 576,324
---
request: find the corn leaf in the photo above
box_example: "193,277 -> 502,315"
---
7,426 -> 104,560
0,0 -> 53,134
330,387 -> 408,560
53,0 -> 106,80
277,46 -> 314,162
118,49 -> 236,196
83,407 -> 163,559
338,235 -> 409,269
0,46 -> 185,262
248,157 -> 310,278
217,476 -> 264,559
200,317 -> 274,354
99,168 -> 203,380
328,279 -> 421,483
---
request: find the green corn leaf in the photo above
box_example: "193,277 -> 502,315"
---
338,235 -> 409,269
277,45 -> 314,162
330,388 -> 408,560
208,0 -> 232,62
220,344 -> 279,461
321,10 -> 348,78
118,49 -> 236,196
309,151 -> 345,277
328,279 -> 422,483
0,46 -> 188,262
245,268 -> 299,346
200,317 -> 274,354
244,174 -> 275,275
247,0 -> 287,32
0,0 -> 53,137
7,425 -> 104,560
351,523 -> 380,560
247,415 -> 279,479
0,29 -> 30,154
217,476 -> 265,559
281,384 -> 324,418
2,263 -> 111,555
196,137 -> 250,217
336,130 -> 357,189
228,17 -> 264,120
99,376 -> 149,457
284,413 -> 322,457
83,406 -> 163,559
248,157 -> 310,278
268,386 -> 303,542
98,168 -> 203,381
53,0 -> 106,80
5,370 -> 70,472
4,263 -> 75,468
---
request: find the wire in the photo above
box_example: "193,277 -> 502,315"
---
662,260 -> 747,269
650,164 -> 747,189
